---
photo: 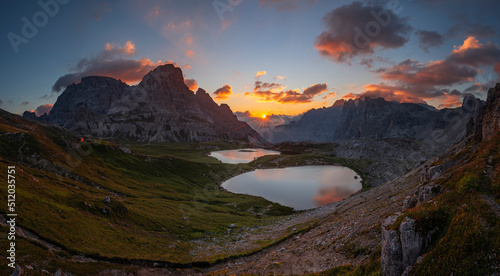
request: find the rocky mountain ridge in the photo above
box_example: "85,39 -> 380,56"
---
24,64 -> 264,143
272,95 -> 484,151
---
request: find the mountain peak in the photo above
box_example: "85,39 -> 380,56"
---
25,64 -> 264,143
139,64 -> 187,92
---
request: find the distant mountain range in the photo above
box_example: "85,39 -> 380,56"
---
271,95 -> 484,149
24,64 -> 264,143
23,64 -> 487,148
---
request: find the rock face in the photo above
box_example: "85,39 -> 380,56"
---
273,96 -> 483,150
382,216 -> 432,276
25,65 -> 264,143
466,83 -> 500,141
272,100 -> 344,142
481,83 -> 500,140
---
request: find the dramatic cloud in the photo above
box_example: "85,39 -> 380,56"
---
380,59 -> 477,87
342,84 -> 427,104
258,0 -> 318,11
379,37 -> 500,89
343,37 -> 500,108
314,1 -> 412,63
52,41 -> 163,92
448,36 -> 500,67
213,84 -> 233,101
415,30 -> 443,52
247,82 -> 328,103
256,71 -> 267,78
184,78 -> 198,91
35,104 -> 53,116
495,63 -> 500,77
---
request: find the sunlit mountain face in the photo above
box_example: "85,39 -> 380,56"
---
1,1 -> 499,118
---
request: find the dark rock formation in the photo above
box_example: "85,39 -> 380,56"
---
24,65 -> 264,143
402,184 -> 441,211
272,101 -> 344,142
273,96 -> 483,152
382,216 -> 433,276
466,83 -> 500,141
481,83 -> 500,140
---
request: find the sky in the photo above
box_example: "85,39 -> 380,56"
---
1,0 -> 499,118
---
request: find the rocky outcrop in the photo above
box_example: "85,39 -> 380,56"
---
382,215 -> 404,276
272,102 -> 344,142
273,96 -> 483,152
402,184 -> 441,211
481,83 -> 500,140
466,83 -> 500,141
24,65 -> 264,143
382,216 -> 433,276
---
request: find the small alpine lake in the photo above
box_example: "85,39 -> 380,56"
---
221,165 -> 362,210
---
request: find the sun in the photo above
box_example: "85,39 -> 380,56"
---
262,114 -> 267,119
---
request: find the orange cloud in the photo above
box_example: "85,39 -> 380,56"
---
185,50 -> 195,57
275,75 -> 286,80
452,36 -> 482,54
104,41 -> 135,55
52,42 -> 165,92
380,59 -> 476,87
448,36 -> 500,67
256,71 -> 267,78
314,2 -> 411,63
246,82 -> 328,104
184,78 -> 198,91
213,84 -> 233,101
438,94 -> 462,109
322,91 -> 336,99
342,84 -> 427,104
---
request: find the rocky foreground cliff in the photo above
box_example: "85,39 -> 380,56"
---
24,64 -> 264,143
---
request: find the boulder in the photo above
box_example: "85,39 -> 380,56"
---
381,216 -> 433,275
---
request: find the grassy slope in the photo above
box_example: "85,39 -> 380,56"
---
408,134 -> 500,275
0,113 -> 297,274
383,135 -> 500,275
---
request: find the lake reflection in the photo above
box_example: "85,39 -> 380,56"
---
209,148 -> 280,164
221,166 -> 362,210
